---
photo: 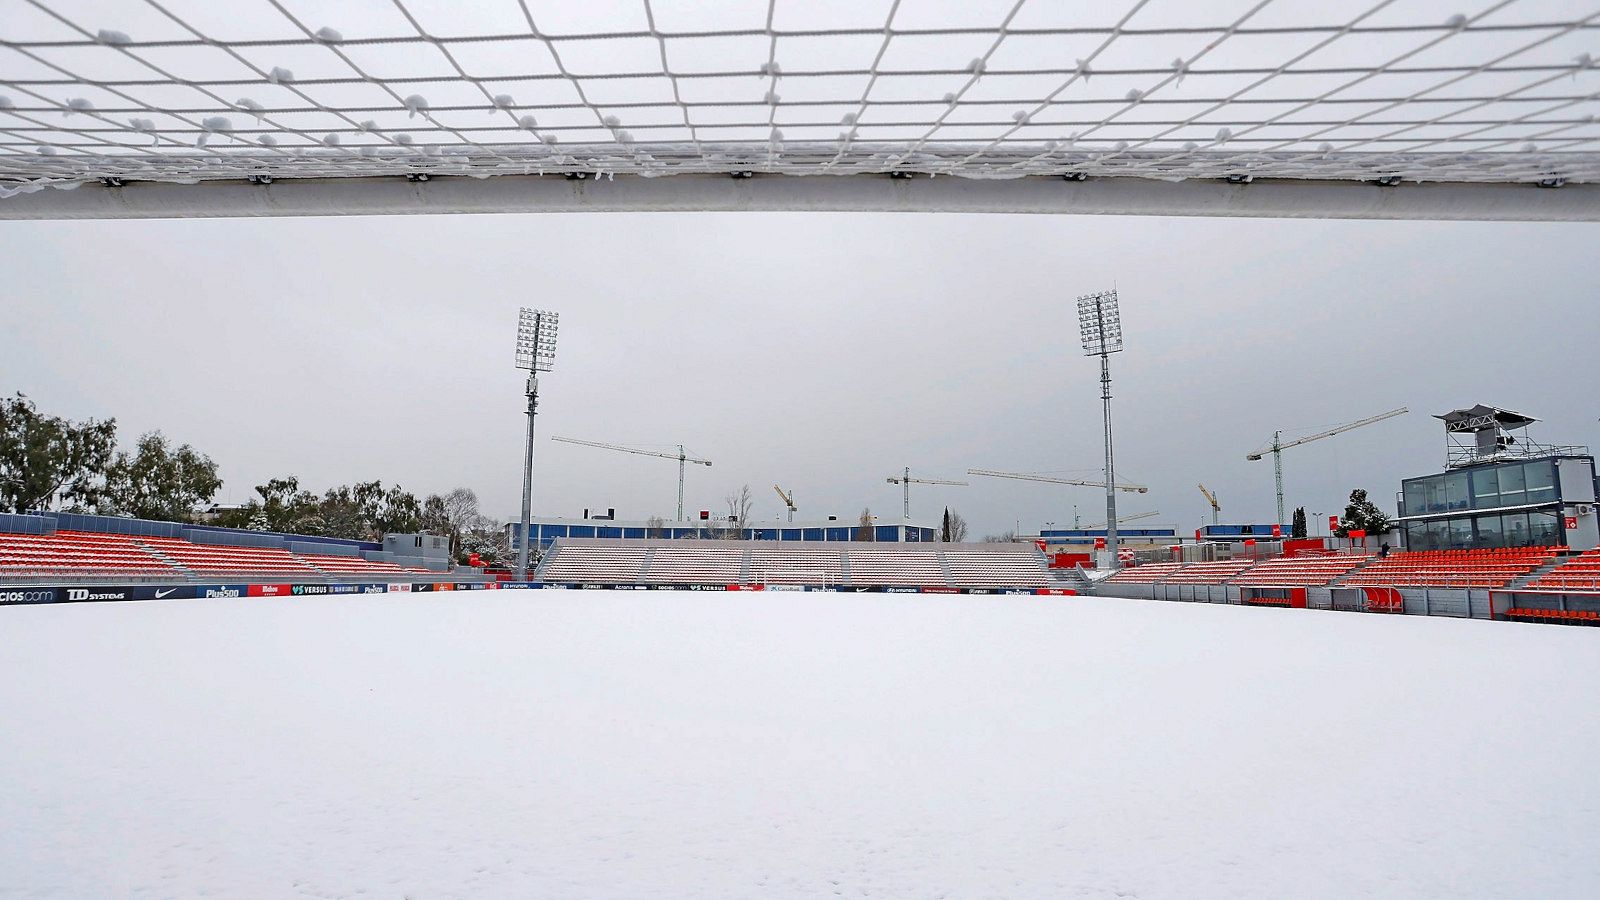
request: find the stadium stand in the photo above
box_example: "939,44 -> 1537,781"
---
0,529 -> 435,582
942,550 -> 1052,589
846,548 -> 946,587
0,531 -> 177,578
748,546 -> 846,587
141,536 -> 321,576
639,547 -> 745,585
1104,548 -> 1567,592
1156,560 -> 1259,585
538,539 -> 1054,590
1527,548 -> 1600,593
1504,608 -> 1600,625
1231,553 -> 1372,587
1103,563 -> 1185,584
539,544 -> 649,585
1340,547 -> 1558,589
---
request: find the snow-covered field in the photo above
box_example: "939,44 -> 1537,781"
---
3,591 -> 1598,899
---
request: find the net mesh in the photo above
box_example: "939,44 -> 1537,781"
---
3,0 -> 1598,198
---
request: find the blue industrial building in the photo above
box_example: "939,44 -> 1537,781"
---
510,517 -> 938,554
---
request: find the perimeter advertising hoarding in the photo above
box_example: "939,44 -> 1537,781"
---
0,587 -> 63,604
0,581 -> 1074,605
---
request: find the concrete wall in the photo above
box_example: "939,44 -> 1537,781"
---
182,527 -> 286,550
290,541 -> 359,557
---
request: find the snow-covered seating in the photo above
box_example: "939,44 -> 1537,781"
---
942,549 -> 1051,588
845,549 -> 944,586
541,545 -> 650,583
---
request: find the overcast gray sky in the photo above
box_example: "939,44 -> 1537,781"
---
3,210 -> 1596,535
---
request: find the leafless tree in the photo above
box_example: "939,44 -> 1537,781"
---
646,515 -> 666,539
442,487 -> 479,557
982,529 -> 1020,543
725,484 -> 753,531
422,486 -> 481,558
857,507 -> 875,541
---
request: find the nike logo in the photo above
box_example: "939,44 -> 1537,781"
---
154,588 -> 176,599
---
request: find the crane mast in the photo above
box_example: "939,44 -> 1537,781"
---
552,436 -> 712,522
1246,407 -> 1408,525
885,467 -> 967,519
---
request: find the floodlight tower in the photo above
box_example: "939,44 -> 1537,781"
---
515,308 -> 559,580
1078,289 -> 1125,569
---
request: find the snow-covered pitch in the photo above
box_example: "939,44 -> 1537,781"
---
3,591 -> 1597,899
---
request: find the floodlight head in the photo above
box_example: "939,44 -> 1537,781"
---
1077,289 -> 1124,357
515,307 -> 560,372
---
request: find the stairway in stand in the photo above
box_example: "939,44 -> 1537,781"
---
133,540 -> 197,582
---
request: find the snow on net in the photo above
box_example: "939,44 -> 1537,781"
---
2,0 -> 1598,198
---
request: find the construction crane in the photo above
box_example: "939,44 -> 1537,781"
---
552,436 -> 712,522
1197,483 -> 1220,525
885,467 -> 966,519
1083,510 -> 1160,529
773,484 -> 796,523
966,468 -> 1149,493
1246,407 -> 1408,526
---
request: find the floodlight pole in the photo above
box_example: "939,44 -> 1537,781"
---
517,370 -> 539,580
514,308 -> 558,580
1096,317 -> 1119,569
1079,289 -> 1124,570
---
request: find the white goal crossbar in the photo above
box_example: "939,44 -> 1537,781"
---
3,1 -> 1598,220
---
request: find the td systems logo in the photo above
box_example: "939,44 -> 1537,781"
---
66,588 -> 130,602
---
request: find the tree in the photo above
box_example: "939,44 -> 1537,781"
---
421,494 -> 449,535
97,431 -> 222,522
856,507 -> 875,541
372,484 -> 423,537
316,482 -> 375,539
0,393 -> 118,513
1291,506 -> 1308,539
699,484 -> 756,539
646,515 -> 666,539
252,476 -> 322,534
460,514 -> 511,566
305,480 -> 421,540
422,487 -> 479,556
940,507 -> 969,543
983,530 -> 1021,543
1335,489 -> 1392,538
726,484 -> 753,527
